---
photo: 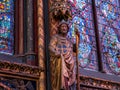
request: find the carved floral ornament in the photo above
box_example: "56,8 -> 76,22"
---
50,0 -> 72,21
80,75 -> 120,89
0,61 -> 44,76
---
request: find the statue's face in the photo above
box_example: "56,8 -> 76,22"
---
60,23 -> 68,34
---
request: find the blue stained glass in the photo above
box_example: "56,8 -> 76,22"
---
96,0 -> 120,75
0,0 -> 14,12
0,0 -> 14,55
76,0 -> 87,10
109,0 -> 119,6
112,15 -> 120,29
68,0 -> 98,71
96,0 -> 118,7
69,0 -> 88,10
100,2 -> 117,20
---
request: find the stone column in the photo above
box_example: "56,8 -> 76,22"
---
38,0 -> 46,90
26,0 -> 36,65
18,0 -> 24,55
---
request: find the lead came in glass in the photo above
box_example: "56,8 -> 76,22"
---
95,0 -> 120,75
68,0 -> 98,71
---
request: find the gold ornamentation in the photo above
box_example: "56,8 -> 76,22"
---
80,75 -> 120,89
0,61 -> 44,76
50,0 -> 72,21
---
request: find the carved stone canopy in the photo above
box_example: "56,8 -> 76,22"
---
50,0 -> 72,21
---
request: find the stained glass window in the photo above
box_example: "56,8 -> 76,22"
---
0,0 -> 14,55
95,0 -> 120,75
68,0 -> 98,71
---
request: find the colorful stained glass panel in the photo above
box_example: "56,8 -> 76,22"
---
0,0 -> 14,55
68,0 -> 98,71
95,0 -> 120,75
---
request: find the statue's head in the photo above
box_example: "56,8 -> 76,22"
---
58,20 -> 69,35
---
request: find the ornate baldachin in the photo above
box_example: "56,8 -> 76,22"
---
50,0 -> 72,21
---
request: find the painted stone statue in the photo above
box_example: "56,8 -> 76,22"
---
49,20 -> 76,90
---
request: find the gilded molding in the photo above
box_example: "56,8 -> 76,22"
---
0,61 -> 44,77
37,0 -> 46,90
80,75 -> 120,89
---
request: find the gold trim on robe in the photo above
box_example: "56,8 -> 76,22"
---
49,34 -> 76,90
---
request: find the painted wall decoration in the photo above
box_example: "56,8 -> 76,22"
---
0,0 -> 14,55
0,76 -> 37,90
95,0 -> 120,74
67,0 -> 98,71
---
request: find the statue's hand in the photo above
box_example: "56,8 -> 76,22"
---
55,51 -> 61,57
